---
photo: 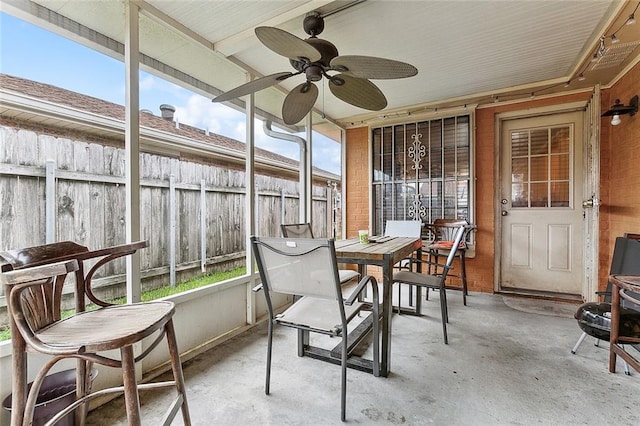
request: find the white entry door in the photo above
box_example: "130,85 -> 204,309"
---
500,111 -> 584,296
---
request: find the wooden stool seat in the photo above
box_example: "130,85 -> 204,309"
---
36,302 -> 175,351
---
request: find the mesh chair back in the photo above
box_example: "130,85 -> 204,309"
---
384,220 -> 422,237
252,236 -> 341,300
280,223 -> 314,238
608,236 -> 640,303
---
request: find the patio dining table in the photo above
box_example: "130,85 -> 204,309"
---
331,236 -> 422,377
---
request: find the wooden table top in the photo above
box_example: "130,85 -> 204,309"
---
610,275 -> 640,292
334,237 -> 422,265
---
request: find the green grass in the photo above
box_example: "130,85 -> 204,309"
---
0,266 -> 246,342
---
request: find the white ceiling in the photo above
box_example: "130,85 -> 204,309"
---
4,0 -> 640,135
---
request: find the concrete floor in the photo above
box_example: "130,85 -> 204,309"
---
86,292 -> 640,425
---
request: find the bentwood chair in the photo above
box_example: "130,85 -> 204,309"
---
384,220 -> 423,310
572,236 -> 640,374
393,224 -> 466,344
424,219 -> 476,305
251,236 -> 380,421
0,241 -> 191,426
281,223 -> 359,285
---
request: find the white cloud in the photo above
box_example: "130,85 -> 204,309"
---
151,80 -> 340,174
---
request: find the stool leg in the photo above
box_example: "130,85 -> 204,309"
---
121,345 -> 142,426
166,319 -> 192,425
10,334 -> 27,426
75,359 -> 93,425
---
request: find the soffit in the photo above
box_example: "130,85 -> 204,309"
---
4,0 -> 638,132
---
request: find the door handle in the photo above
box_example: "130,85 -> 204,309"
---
501,210 -> 508,216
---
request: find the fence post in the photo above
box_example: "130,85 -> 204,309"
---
169,174 -> 176,287
45,160 -> 56,243
280,187 -> 285,226
200,179 -> 206,273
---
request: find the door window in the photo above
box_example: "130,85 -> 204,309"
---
510,125 -> 572,208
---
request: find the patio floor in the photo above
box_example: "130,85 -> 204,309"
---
86,291 -> 640,425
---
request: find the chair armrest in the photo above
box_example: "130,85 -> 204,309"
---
344,275 -> 378,306
79,241 -> 148,307
76,241 -> 148,262
1,259 -> 78,285
408,257 -> 451,272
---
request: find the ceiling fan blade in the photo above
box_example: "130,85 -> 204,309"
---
255,26 -> 321,62
330,55 -> 418,79
282,82 -> 318,125
329,74 -> 387,111
212,72 -> 294,102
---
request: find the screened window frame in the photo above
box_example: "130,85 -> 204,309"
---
370,113 -> 476,240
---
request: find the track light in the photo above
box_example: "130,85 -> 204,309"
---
601,95 -> 638,126
611,33 -> 620,43
598,36 -> 606,57
578,73 -> 586,81
626,13 -> 635,25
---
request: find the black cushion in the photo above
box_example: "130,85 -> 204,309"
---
575,302 -> 640,341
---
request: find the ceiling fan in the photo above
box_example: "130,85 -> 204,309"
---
212,12 -> 418,125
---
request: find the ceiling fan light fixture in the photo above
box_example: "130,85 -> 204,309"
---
305,66 -> 323,82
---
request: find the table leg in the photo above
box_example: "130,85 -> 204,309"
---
609,282 -> 620,373
381,255 -> 393,376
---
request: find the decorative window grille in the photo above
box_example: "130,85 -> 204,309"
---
371,115 -> 472,235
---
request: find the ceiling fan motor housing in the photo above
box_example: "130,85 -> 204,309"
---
290,37 -> 339,72
303,12 -> 324,36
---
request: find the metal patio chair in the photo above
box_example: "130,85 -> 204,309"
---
393,223 -> 467,344
251,236 -> 380,421
424,219 -> 476,305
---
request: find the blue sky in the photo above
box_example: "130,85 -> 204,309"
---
0,12 -> 341,175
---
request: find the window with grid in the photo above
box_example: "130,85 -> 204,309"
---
371,115 -> 472,235
510,125 -> 571,208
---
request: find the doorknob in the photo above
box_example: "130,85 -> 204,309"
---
582,197 -> 599,208
501,210 -> 508,216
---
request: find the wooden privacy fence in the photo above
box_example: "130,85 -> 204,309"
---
0,126 -> 334,303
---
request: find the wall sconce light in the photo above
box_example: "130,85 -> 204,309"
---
602,95 -> 638,126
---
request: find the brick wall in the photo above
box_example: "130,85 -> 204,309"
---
345,92 -> 595,294
345,127 -> 370,239
598,62 -> 640,290
343,64 -> 640,296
